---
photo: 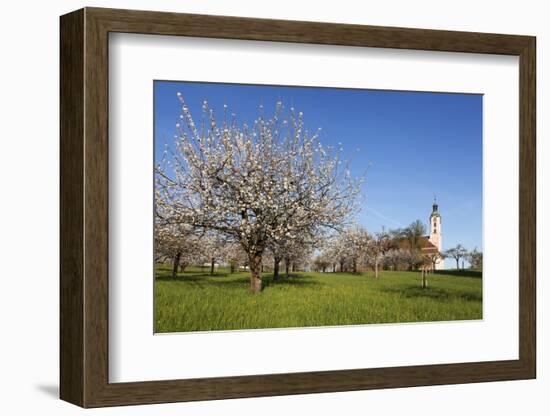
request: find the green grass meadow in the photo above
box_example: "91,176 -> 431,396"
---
154,265 -> 482,333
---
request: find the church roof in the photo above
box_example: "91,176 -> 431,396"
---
392,236 -> 439,254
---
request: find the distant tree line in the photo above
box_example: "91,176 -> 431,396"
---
312,222 -> 483,274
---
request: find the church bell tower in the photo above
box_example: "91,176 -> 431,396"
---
429,197 -> 442,252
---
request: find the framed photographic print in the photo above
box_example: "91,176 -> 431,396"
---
60,7 -> 536,408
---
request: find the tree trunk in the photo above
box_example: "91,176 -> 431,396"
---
249,253 -> 263,293
273,257 -> 281,281
422,269 -> 426,289
172,252 -> 181,278
210,257 -> 215,275
374,258 -> 379,278
456,258 -> 459,269
332,264 -> 336,273
285,257 -> 290,278
352,259 -> 358,274
422,269 -> 428,288
230,263 -> 235,273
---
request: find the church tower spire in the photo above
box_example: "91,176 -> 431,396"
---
429,195 -> 442,252
432,194 -> 439,216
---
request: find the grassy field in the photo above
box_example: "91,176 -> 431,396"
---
155,265 -> 482,333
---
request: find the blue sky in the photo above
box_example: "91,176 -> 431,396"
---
154,81 -> 483,266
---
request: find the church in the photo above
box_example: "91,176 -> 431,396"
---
426,199 -> 444,270
393,199 -> 445,270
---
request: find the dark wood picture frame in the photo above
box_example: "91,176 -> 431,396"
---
60,7 -> 536,408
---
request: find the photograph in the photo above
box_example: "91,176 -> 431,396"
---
153,81 -> 483,333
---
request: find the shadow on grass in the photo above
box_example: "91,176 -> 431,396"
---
435,269 -> 482,279
382,285 -> 482,303
263,274 -> 321,288
156,272 -> 321,289
156,273 -> 248,290
156,272 -> 230,282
